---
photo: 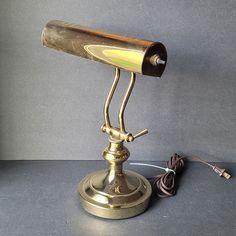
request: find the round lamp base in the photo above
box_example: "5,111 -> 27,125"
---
78,169 -> 152,219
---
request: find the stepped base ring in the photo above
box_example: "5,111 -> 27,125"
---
78,170 -> 152,219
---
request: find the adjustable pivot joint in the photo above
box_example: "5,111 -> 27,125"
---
101,125 -> 148,142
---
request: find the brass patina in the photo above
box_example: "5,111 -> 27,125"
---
42,20 -> 167,77
41,20 -> 167,219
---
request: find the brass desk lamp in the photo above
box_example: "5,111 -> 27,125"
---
41,20 -> 167,219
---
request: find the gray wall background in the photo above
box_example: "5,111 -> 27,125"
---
0,0 -> 235,161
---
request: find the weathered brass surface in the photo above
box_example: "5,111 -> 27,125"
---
42,21 -> 168,219
42,20 -> 167,77
79,68 -> 152,218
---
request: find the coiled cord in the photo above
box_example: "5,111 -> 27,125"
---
150,153 -> 184,198
131,153 -> 231,198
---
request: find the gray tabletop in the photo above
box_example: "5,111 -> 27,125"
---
0,160 -> 235,236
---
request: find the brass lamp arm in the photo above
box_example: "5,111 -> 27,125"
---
101,68 -> 148,142
103,68 -> 120,129
118,71 -> 135,133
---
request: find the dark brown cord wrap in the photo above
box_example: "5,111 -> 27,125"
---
149,153 -> 230,198
151,153 -> 185,198
144,152 -> 231,198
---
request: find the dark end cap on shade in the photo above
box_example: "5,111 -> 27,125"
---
142,42 -> 167,77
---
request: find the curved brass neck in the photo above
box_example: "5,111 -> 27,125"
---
103,68 -> 120,129
101,68 -> 148,142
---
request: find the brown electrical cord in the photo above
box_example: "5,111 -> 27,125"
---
148,153 -> 230,198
